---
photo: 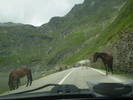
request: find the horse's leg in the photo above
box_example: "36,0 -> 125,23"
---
9,74 -> 14,91
26,80 -> 29,87
26,73 -> 32,87
13,80 -> 16,90
106,66 -> 109,75
9,81 -> 13,91
107,65 -> 110,74
104,63 -> 108,75
111,67 -> 113,74
11,80 -> 15,90
107,64 -> 110,74
10,81 -> 13,90
110,68 -> 113,75
107,63 -> 113,75
18,79 -> 20,86
26,76 -> 29,87
27,71 -> 32,86
8,80 -> 13,91
16,79 -> 20,89
28,70 -> 32,86
110,63 -> 113,75
16,80 -> 18,89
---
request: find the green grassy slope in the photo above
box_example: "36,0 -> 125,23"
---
44,0 -> 126,66
0,23 -> 54,71
63,0 -> 133,66
0,0 -> 129,72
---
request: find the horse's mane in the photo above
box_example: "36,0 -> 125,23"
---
106,52 -> 112,56
98,52 -> 112,57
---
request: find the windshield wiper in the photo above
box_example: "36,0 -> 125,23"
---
9,84 -> 59,95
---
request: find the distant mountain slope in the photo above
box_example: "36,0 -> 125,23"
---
44,0 -> 126,66
39,0 -> 125,35
0,0 -> 128,72
0,22 -> 54,71
63,0 -> 133,73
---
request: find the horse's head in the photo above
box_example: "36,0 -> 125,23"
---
93,52 -> 99,62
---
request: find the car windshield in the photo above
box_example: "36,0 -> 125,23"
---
0,0 -> 133,98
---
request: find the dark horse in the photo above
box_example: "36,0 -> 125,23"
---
8,67 -> 32,90
93,52 -> 113,75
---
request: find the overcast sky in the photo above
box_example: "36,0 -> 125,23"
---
0,0 -> 84,26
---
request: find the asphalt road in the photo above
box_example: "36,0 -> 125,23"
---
1,66 -> 127,95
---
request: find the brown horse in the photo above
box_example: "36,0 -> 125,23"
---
8,67 -> 32,90
93,52 -> 113,75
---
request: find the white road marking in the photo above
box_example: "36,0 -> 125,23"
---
58,68 -> 75,84
109,76 -> 123,82
89,67 -> 123,82
89,67 -> 105,75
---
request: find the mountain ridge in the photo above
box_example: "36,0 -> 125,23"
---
0,0 -> 131,73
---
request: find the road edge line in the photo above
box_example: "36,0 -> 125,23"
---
89,67 -> 123,82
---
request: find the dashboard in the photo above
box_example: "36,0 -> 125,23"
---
0,83 -> 133,100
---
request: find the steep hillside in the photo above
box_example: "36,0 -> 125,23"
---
64,0 -> 133,73
0,23 -> 54,71
91,0 -> 133,73
44,0 -> 126,66
0,0 -> 128,73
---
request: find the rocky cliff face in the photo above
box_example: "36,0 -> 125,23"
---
94,31 -> 133,73
90,0 -> 133,74
112,31 -> 133,73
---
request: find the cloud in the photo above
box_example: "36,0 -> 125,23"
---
0,0 -> 84,26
